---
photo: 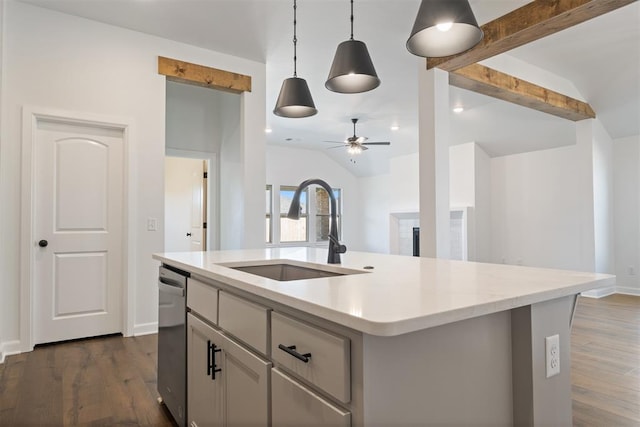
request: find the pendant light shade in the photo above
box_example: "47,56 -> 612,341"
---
406,0 -> 483,58
274,77 -> 317,118
273,0 -> 317,118
325,0 -> 380,94
326,39 -> 380,94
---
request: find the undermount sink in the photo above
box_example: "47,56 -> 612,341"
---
223,261 -> 366,282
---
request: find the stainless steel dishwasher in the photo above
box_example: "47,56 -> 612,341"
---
157,265 -> 189,427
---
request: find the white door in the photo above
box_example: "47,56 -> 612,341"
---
33,120 -> 124,345
165,157 -> 206,252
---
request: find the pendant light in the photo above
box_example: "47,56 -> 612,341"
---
325,0 -> 380,94
406,0 -> 483,58
274,0 -> 317,118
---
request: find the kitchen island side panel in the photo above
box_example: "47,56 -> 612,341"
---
361,310 -> 513,426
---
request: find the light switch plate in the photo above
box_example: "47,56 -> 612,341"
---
147,217 -> 158,231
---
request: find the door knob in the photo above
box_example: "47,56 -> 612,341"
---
38,240 -> 48,248
186,233 -> 192,237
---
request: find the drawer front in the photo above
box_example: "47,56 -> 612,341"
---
272,368 -> 351,427
271,311 -> 350,403
218,291 -> 270,355
187,278 -> 218,324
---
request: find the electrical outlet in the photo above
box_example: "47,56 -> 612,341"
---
546,334 -> 560,378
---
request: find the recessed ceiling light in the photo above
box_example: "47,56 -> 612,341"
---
265,128 -> 273,133
453,106 -> 464,113
390,125 -> 400,131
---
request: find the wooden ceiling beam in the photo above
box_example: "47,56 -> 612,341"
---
158,56 -> 252,93
427,0 -> 637,72
449,63 -> 596,121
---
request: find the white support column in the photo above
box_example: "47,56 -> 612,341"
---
418,66 -> 450,258
575,120 -> 597,272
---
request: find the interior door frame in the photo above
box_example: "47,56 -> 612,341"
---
20,106 -> 134,352
165,148 -> 218,251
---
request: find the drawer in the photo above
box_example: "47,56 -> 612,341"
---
218,291 -> 270,355
272,368 -> 351,427
271,311 -> 350,403
187,278 -> 218,324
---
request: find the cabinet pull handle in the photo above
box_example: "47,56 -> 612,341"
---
278,344 -> 311,363
207,341 -> 222,380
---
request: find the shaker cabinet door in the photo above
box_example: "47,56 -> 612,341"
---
187,314 -> 224,427
221,331 -> 271,427
188,312 -> 271,427
272,368 -> 351,427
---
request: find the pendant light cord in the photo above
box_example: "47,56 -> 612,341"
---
350,0 -> 354,40
293,0 -> 298,77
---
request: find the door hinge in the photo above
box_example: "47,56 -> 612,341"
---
203,222 -> 207,229
203,172 -> 208,179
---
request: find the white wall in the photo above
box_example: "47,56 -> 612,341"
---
359,173 -> 392,254
449,142 -> 492,262
390,153 -> 420,212
613,135 -> 640,295
491,145 -> 588,270
220,99 -> 244,249
474,144 -> 492,263
266,145 -> 362,251
166,80 -> 225,153
0,1 -> 265,350
0,0 -> 5,362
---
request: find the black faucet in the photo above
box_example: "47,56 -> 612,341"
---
287,178 -> 347,264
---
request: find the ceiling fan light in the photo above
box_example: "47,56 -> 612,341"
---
274,78 -> 318,118
347,144 -> 362,155
326,40 -> 380,94
406,0 -> 483,58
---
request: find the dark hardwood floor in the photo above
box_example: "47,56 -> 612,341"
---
0,334 -> 175,426
0,294 -> 638,426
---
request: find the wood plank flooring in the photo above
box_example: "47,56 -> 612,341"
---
571,294 -> 640,426
0,334 -> 175,426
0,294 -> 637,426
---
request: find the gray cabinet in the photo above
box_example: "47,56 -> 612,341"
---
272,368 -> 351,427
187,313 -> 271,427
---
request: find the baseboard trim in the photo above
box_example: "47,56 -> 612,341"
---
616,287 -> 640,297
133,322 -> 158,336
580,286 -> 617,299
0,340 -> 23,364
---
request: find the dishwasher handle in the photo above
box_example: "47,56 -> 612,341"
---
159,281 -> 185,297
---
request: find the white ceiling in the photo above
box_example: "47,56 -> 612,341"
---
20,0 -> 640,176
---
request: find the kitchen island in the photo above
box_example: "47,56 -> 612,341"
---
153,248 -> 614,427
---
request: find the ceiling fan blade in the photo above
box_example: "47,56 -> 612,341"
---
327,145 -> 347,150
323,140 -> 348,144
362,142 -> 391,146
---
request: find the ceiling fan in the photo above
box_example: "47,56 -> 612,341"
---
326,118 -> 391,155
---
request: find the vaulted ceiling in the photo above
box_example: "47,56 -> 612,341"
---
19,0 -> 640,176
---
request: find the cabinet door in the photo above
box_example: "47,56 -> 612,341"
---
272,368 -> 351,427
219,330 -> 271,427
187,314 -> 224,427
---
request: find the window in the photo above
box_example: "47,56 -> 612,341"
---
280,186 -> 308,242
315,187 -> 341,242
265,185 -> 272,243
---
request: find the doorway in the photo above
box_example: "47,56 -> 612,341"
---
164,155 -> 212,252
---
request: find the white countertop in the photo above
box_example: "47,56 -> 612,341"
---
153,248 -> 614,336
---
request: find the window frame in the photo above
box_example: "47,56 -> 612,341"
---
279,185 -> 309,243
314,187 -> 342,243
